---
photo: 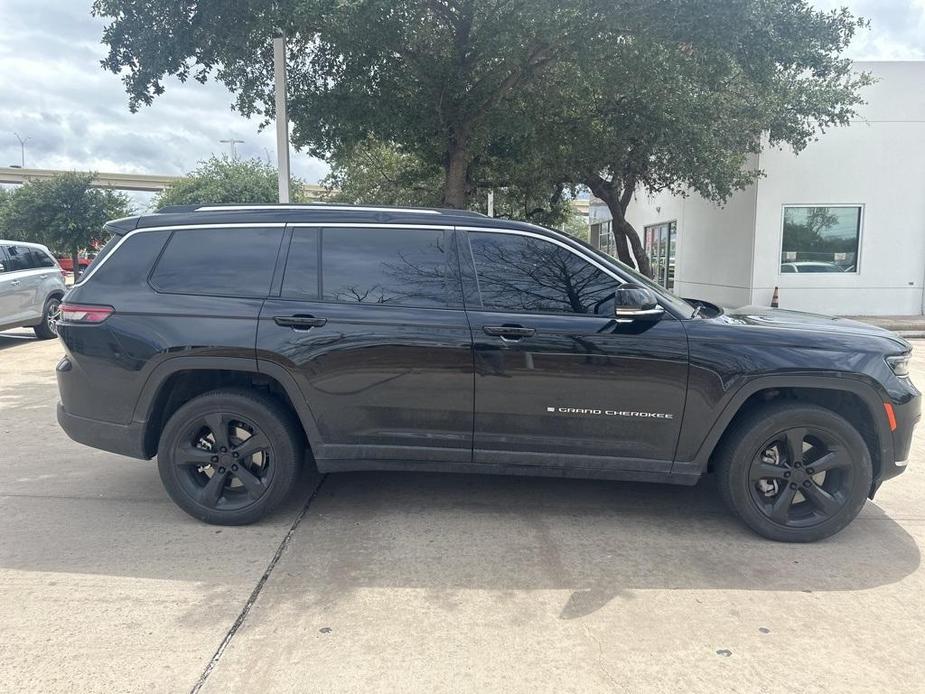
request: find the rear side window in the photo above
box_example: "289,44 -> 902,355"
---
317,228 -> 449,307
281,228 -> 320,299
29,248 -> 56,268
151,227 -> 283,297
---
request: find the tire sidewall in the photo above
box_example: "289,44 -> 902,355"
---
34,296 -> 61,340
720,404 -> 873,542
157,390 -> 301,525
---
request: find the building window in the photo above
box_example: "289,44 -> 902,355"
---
780,206 -> 861,274
644,221 -> 677,290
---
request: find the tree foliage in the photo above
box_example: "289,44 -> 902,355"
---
94,1 -> 871,275
154,156 -> 306,207
1,172 -> 133,275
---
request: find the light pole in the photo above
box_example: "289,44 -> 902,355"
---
12,132 -> 30,168
273,34 -> 291,204
219,137 -> 244,159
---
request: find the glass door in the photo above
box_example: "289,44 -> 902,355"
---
644,221 -> 676,290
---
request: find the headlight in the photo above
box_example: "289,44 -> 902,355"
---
886,354 -> 911,378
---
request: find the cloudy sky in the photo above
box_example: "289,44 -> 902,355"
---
0,0 -> 923,190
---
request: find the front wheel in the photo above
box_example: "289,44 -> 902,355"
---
157,389 -> 303,525
716,403 -> 873,542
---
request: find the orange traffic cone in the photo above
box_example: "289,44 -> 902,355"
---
771,286 -> 780,308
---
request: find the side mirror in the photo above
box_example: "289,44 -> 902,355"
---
614,283 -> 664,319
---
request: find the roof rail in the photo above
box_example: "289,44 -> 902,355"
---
153,202 -> 487,217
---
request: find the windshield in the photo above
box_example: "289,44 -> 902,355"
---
567,235 -> 697,318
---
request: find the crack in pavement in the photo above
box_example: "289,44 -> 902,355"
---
189,474 -> 326,694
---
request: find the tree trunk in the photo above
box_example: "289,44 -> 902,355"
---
71,248 -> 81,281
443,143 -> 468,209
612,214 -> 653,279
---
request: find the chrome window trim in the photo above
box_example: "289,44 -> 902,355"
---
288,223 -> 454,229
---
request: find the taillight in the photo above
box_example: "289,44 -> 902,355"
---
59,303 -> 114,324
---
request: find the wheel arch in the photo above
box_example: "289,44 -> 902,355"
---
690,376 -> 893,482
134,357 -> 320,458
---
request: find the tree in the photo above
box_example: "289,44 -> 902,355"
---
1,173 -> 133,278
94,1 -> 870,271
526,3 -> 871,274
323,137 -> 579,226
93,0 -> 592,208
155,156 -> 306,207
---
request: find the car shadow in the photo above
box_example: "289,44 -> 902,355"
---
268,470 -> 922,620
0,331 -> 39,350
0,464 -> 919,620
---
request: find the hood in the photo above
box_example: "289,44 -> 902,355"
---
717,305 -> 911,349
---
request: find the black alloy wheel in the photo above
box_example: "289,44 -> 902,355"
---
748,427 -> 854,528
716,402 -> 872,542
157,389 -> 303,525
173,412 -> 275,511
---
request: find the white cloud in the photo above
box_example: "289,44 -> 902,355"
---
0,0 -> 328,182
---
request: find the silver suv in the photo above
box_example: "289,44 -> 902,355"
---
0,240 -> 67,339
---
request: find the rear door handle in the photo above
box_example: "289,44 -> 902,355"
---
10,280 -> 20,286
274,315 -> 328,330
482,325 -> 536,341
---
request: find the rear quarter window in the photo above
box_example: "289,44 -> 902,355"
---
150,227 -> 283,297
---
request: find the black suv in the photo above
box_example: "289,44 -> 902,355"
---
56,204 -> 920,541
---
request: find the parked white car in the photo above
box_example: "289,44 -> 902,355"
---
0,240 -> 67,339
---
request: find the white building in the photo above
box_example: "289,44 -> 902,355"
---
589,61 -> 925,316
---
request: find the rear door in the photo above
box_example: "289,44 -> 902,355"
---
257,225 -> 474,467
461,228 -> 689,474
0,244 -> 39,324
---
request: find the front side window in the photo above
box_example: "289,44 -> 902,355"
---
321,228 -> 449,307
468,231 -> 620,315
4,245 -> 31,271
780,206 -> 861,274
151,227 -> 283,297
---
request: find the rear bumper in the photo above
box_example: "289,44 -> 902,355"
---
57,403 -> 150,460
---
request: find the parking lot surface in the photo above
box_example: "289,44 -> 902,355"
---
1,330 -> 924,693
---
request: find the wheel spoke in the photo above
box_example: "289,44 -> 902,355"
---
750,462 -> 789,481
233,433 -> 270,461
175,443 -> 215,467
769,485 -> 798,523
807,450 -> 848,473
233,465 -> 266,500
199,470 -> 228,506
783,428 -> 806,464
802,482 -> 841,517
205,413 -> 231,450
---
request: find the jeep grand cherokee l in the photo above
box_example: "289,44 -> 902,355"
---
55,204 -> 920,541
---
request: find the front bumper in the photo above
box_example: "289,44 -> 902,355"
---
871,390 -> 921,494
57,402 -> 150,460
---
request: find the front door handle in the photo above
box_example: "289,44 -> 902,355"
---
482,325 -> 536,341
10,280 -> 20,286
274,315 -> 328,330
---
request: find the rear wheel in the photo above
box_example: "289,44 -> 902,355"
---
157,389 -> 303,525
716,403 -> 872,542
33,296 -> 61,339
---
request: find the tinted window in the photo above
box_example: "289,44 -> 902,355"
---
468,232 -> 620,314
151,227 -> 283,297
0,247 -> 8,273
29,248 -> 56,268
281,229 -> 320,299
4,245 -> 31,271
321,228 -> 448,307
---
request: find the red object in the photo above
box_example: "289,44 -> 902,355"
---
884,402 -> 897,432
57,257 -> 92,272
59,303 -> 114,324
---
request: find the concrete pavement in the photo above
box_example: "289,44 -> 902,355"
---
1,329 -> 924,693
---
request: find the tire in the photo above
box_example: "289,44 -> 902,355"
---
157,388 -> 303,525
33,295 -> 61,340
715,402 -> 873,542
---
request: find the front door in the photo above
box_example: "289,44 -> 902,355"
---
461,229 -> 689,473
257,225 -> 474,467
